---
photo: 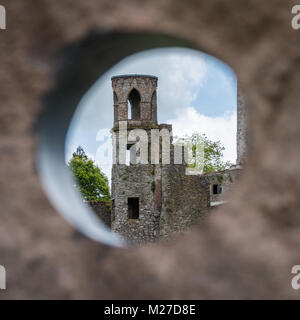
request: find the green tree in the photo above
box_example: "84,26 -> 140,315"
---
72,145 -> 87,160
68,146 -> 110,201
175,132 -> 233,173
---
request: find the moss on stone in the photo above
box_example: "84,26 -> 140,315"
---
217,174 -> 224,184
151,181 -> 156,192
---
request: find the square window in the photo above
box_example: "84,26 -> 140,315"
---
213,184 -> 222,195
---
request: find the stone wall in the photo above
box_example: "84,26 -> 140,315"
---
88,201 -> 111,228
111,163 -> 161,244
160,164 -> 210,239
202,168 -> 243,204
111,164 -> 242,242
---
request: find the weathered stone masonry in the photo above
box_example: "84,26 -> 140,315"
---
111,75 -> 162,244
109,74 -> 245,244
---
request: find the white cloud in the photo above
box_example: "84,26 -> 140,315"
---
168,107 -> 237,163
156,53 -> 207,117
65,48 -> 208,149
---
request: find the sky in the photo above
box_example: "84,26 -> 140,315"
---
65,47 -> 237,183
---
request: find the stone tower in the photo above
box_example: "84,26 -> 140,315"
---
110,75 -> 162,244
109,74 -> 243,244
237,88 -> 248,166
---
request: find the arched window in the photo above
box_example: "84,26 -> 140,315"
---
151,90 -> 157,121
128,88 -> 141,120
113,91 -> 118,105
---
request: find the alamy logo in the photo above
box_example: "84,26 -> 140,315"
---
0,265 -> 6,290
291,5 -> 300,30
109,121 -> 205,175
291,265 -> 300,290
0,5 -> 5,30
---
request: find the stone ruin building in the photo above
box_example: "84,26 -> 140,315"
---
92,74 -> 247,244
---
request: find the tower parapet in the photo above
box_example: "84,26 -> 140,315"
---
111,74 -> 158,129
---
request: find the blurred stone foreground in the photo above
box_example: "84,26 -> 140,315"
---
0,0 -> 300,299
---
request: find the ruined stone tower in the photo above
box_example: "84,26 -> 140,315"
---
111,75 -> 162,244
110,74 -> 243,244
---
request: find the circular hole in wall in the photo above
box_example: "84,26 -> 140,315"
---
38,32 -> 244,247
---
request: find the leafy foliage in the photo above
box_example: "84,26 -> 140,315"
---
72,145 -> 87,160
175,132 -> 233,173
68,146 -> 110,201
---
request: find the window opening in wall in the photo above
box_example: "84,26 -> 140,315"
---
128,197 -> 139,219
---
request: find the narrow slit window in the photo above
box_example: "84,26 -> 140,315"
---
128,197 -> 139,219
